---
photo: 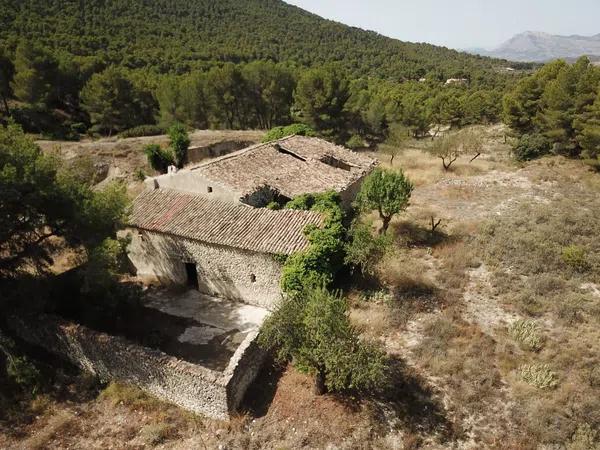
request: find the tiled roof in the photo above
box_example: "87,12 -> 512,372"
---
189,135 -> 377,198
129,189 -> 323,255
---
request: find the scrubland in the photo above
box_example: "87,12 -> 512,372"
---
2,125 -> 600,449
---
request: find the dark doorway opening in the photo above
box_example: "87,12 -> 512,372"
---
184,262 -> 199,289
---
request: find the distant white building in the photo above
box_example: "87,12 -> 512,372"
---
445,78 -> 468,85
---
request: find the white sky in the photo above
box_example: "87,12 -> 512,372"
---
286,0 -> 600,49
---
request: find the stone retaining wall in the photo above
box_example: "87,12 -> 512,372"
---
9,314 -> 267,421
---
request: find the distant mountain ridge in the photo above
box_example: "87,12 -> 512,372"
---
471,31 -> 600,62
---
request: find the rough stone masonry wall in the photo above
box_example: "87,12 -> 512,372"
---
8,314 -> 267,421
144,170 -> 242,204
125,229 -> 283,310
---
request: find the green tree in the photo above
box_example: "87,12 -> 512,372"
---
258,286 -> 389,395
344,220 -> 391,275
81,67 -> 152,136
243,61 -> 295,129
294,66 -> 351,142
430,128 -> 483,169
179,73 -> 209,129
262,123 -> 316,143
0,122 -> 129,277
355,168 -> 414,234
167,123 -> 190,168
205,63 -> 249,129
10,42 -> 58,107
0,48 -> 14,116
401,92 -> 431,138
144,143 -> 175,173
462,90 -> 501,125
429,89 -> 464,129
156,76 -> 184,127
502,60 -> 566,136
578,90 -> 600,167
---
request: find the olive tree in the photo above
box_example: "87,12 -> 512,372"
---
259,286 -> 389,395
355,167 -> 413,234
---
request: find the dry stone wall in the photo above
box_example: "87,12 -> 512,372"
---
9,314 -> 267,421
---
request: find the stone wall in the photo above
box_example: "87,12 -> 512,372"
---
144,170 -> 242,204
187,140 -> 254,165
124,230 -> 283,310
8,314 -> 267,421
339,174 -> 366,211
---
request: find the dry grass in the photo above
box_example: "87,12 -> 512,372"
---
462,169 -> 600,446
22,410 -> 78,450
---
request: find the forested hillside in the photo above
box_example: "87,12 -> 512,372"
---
0,0 -> 529,142
1,0 -> 517,80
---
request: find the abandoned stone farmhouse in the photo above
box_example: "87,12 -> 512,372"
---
145,135 -> 377,209
11,135 -> 377,421
126,187 -> 323,309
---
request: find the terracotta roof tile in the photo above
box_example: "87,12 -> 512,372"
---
189,135 -> 377,198
129,189 -> 322,255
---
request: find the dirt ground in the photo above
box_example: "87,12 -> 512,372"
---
36,129 -> 264,195
3,125 -> 600,449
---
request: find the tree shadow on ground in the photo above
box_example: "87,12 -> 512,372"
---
240,357 -> 285,418
371,356 -> 460,442
393,220 -> 449,248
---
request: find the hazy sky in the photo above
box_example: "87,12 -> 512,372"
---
286,0 -> 600,50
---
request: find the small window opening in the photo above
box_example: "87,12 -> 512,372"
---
250,273 -> 256,283
207,186 -> 213,193
273,143 -> 306,162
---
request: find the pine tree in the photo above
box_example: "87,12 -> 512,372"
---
294,66 -> 351,142
10,42 -> 58,107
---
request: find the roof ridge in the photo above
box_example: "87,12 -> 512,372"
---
189,134 -> 297,171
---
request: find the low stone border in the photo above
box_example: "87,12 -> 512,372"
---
8,314 -> 266,420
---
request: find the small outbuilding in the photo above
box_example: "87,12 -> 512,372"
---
145,135 -> 377,209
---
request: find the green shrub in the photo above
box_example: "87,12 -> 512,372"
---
70,122 -> 88,134
509,319 -> 543,352
280,191 -> 345,295
99,382 -> 160,410
266,201 -> 281,210
345,134 -> 365,149
144,144 -> 175,173
518,364 -> 559,389
262,123 -> 316,143
119,124 -> 165,139
561,245 -> 588,272
167,123 -> 190,168
140,423 -> 173,446
512,134 -> 551,161
344,220 -> 391,275
8,356 -> 42,394
567,423 -> 599,450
